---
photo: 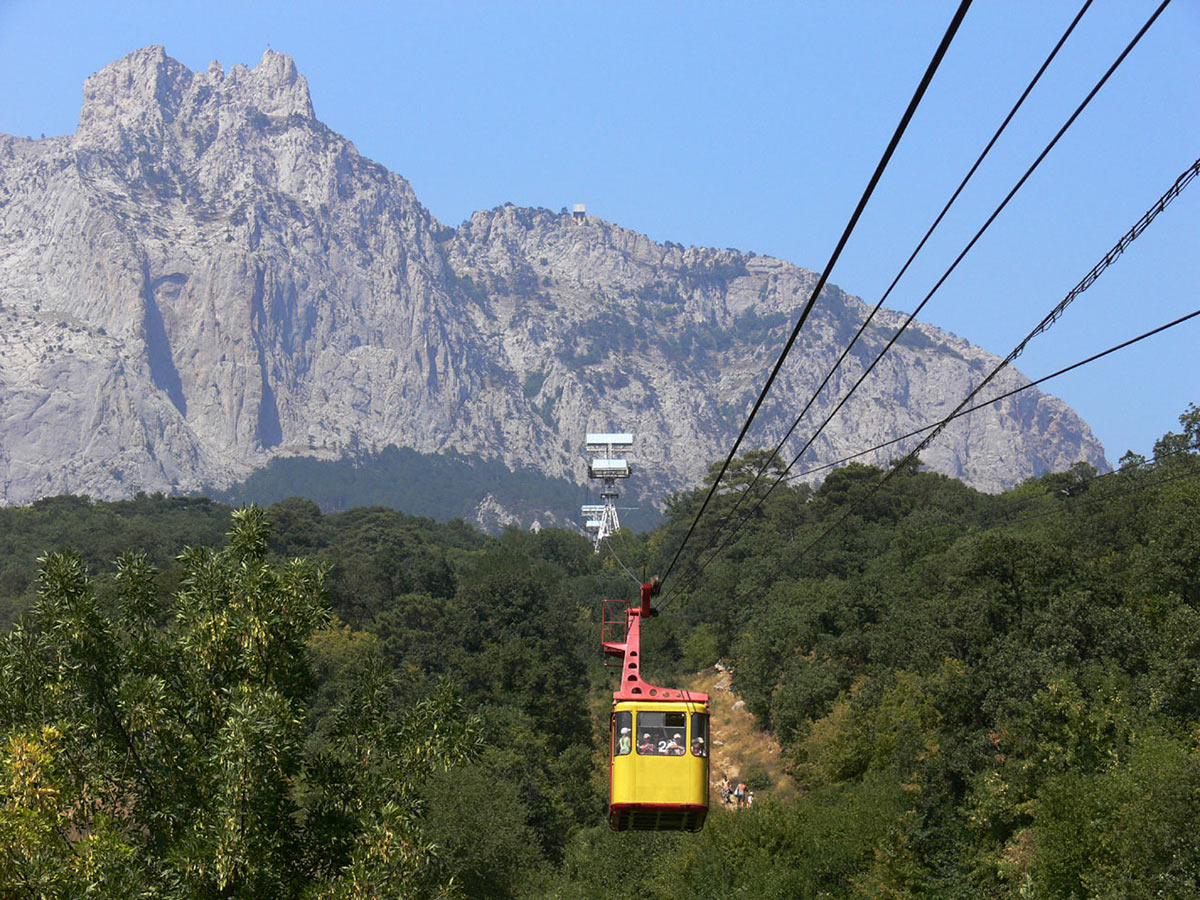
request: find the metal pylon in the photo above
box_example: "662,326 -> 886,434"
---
582,433 -> 633,552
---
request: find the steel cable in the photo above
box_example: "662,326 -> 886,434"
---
661,304 -> 1200,613
659,12 -> 1179,608
679,0 -> 1095,577
747,148 -> 1189,601
658,0 -> 975,586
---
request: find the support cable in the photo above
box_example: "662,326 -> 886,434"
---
658,15 -> 1181,606
759,143 -> 1188,595
688,0 -> 1094,570
662,445 -> 1200,626
663,163 -> 1195,611
604,536 -> 644,587
787,305 -> 1200,484
659,0 -> 975,586
661,304 -> 1200,610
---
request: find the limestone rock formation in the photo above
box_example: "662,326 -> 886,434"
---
0,47 -> 1107,512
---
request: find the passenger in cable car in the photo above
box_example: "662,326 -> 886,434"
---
692,736 -> 706,757
638,733 -> 656,754
666,733 -> 685,755
618,727 -> 632,755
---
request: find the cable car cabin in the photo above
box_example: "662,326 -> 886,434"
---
603,583 -> 710,832
610,698 -> 709,831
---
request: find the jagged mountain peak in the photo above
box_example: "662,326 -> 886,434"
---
74,46 -> 314,151
76,45 -> 193,141
224,49 -> 314,119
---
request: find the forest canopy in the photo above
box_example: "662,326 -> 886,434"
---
0,404 -> 1198,898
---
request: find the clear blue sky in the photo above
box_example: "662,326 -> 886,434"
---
1,0 -> 1196,462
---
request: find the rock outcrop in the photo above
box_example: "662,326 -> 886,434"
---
0,47 -> 1107,510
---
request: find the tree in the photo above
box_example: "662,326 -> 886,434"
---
0,507 -> 481,898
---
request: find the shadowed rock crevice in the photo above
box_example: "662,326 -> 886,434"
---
250,266 -> 283,450
142,273 -> 188,418
256,361 -> 283,450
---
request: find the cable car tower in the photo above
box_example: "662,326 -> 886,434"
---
582,432 -> 632,552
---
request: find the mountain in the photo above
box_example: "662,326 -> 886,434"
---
0,46 -> 1107,521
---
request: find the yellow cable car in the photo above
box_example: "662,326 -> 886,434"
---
603,580 -> 709,831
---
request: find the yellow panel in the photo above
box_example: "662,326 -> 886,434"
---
611,700 -> 709,807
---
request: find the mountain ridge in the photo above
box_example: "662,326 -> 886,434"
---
0,46 -> 1108,519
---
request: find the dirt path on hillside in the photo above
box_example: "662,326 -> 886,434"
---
689,665 -> 796,805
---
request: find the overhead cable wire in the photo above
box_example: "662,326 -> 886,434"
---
683,257 -> 1198,605
658,0 -> 975,586
673,301 -> 1200,596
873,146 -> 1191,489
714,1 -> 1173,549
764,138 -> 1187,592
786,305 -> 1200,484
660,304 -> 1200,610
687,0 -> 1094,566
658,10 -> 1179,607
663,446 -> 1200,626
664,154 -> 1194,611
604,535 -> 644,586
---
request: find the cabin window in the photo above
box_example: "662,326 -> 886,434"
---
636,710 -> 687,756
691,712 -> 709,757
613,711 -> 632,756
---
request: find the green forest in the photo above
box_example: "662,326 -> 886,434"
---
1,405 -> 1198,898
202,444 -> 664,534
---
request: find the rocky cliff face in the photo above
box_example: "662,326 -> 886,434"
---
0,47 -> 1107,511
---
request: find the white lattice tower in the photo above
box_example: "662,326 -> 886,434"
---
582,432 -> 633,552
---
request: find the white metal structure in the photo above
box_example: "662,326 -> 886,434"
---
582,432 -> 633,551
589,459 -> 632,479
586,433 -> 632,452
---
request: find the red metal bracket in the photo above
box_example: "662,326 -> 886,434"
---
601,581 -> 709,704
